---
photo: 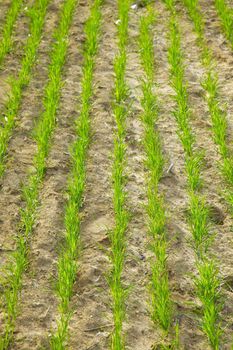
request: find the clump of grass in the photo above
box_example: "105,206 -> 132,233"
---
49,0 -> 103,348
138,8 -> 172,332
108,0 -> 130,349
0,0 -> 49,177
165,1 -> 222,347
0,0 -> 23,65
0,0 -> 77,347
214,0 -> 233,48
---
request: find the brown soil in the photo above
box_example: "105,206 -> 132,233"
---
0,0 -> 233,349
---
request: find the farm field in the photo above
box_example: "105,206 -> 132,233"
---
0,0 -> 233,349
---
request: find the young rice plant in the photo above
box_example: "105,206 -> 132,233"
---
0,0 -> 24,66
138,7 -> 172,333
49,0 -> 103,348
109,0 -> 130,348
214,0 -> 233,48
164,0 -> 222,347
0,0 -> 49,177
182,0 -> 233,214
0,0 -> 77,347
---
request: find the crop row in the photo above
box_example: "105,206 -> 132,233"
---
0,0 -> 77,347
182,0 -> 233,208
138,6 -> 172,336
0,0 -> 49,177
164,0 -> 222,348
49,0 -> 103,348
181,0 -> 233,347
214,0 -> 233,48
109,0 -> 130,348
0,0 -> 231,348
0,0 -> 23,66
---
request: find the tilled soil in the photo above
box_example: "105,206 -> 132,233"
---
0,0 -> 233,349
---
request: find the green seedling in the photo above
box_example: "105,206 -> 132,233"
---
215,0 -> 233,48
49,1 -> 103,347
195,259 -> 222,349
139,8 -> 172,332
0,0 -> 49,177
183,0 -> 233,204
0,0 -> 77,347
108,1 -> 130,349
0,0 -> 24,65
165,1 -> 223,347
